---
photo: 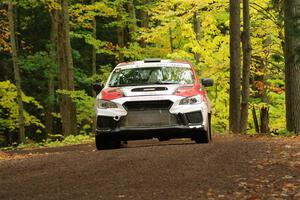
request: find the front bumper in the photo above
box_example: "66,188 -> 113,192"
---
95,96 -> 210,140
96,111 -> 206,140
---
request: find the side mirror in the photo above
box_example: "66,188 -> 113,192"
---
93,83 -> 104,92
201,78 -> 214,87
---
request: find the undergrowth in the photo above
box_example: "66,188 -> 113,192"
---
1,134 -> 94,150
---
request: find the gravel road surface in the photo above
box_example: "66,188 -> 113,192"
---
0,135 -> 299,200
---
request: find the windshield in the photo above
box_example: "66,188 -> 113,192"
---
108,67 -> 194,87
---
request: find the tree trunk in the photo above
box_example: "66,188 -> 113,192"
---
140,1 -> 149,48
90,0 -> 97,135
127,0 -> 137,41
260,107 -> 269,134
260,63 -> 270,134
91,0 -> 97,97
240,0 -> 251,133
252,107 -> 260,133
284,0 -> 300,133
1,133 -> 8,147
45,9 -> 59,136
193,11 -> 201,64
8,0 -> 25,143
45,77 -> 54,135
57,0 -> 77,136
229,0 -> 241,133
117,3 -> 125,62
169,27 -> 174,53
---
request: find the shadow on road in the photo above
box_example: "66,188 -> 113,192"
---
122,139 -> 204,149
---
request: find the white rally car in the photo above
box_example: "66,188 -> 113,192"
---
93,59 -> 213,149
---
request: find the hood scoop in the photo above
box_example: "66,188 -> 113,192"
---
131,87 -> 168,92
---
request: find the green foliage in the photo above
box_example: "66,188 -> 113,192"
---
69,1 -> 117,55
271,129 -> 298,137
20,49 -> 57,77
1,134 -> 93,150
19,49 -> 58,111
56,89 -> 95,134
43,134 -> 93,148
0,81 -> 44,132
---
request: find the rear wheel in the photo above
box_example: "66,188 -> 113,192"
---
95,134 -> 121,150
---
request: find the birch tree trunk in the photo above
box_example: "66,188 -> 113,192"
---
8,0 -> 25,143
285,0 -> 300,133
229,0 -> 241,133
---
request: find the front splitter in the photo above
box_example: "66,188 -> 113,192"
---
96,125 -> 205,141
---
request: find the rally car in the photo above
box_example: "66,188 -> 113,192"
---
93,59 -> 213,149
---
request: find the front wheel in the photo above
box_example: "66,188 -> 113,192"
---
158,137 -> 170,142
194,113 -> 212,144
208,113 -> 212,141
194,130 -> 210,143
95,134 -> 121,150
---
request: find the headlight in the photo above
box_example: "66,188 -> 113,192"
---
179,95 -> 203,105
96,99 -> 118,109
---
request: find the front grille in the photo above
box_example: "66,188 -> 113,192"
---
123,100 -> 173,111
120,110 -> 178,128
121,100 -> 176,128
186,111 -> 203,124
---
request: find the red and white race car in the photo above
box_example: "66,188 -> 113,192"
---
93,59 -> 213,149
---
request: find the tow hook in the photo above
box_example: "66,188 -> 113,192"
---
113,116 -> 120,121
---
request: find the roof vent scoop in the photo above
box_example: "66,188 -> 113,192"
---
144,58 -> 161,63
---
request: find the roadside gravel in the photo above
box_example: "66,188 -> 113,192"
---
0,135 -> 299,200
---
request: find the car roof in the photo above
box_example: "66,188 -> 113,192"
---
115,59 -> 192,69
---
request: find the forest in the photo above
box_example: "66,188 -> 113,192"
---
0,0 -> 299,147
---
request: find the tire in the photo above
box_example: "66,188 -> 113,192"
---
194,131 -> 209,144
158,137 -> 170,142
208,113 -> 212,141
194,113 -> 212,144
95,134 -> 121,150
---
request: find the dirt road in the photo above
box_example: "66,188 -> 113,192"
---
0,135 -> 299,200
